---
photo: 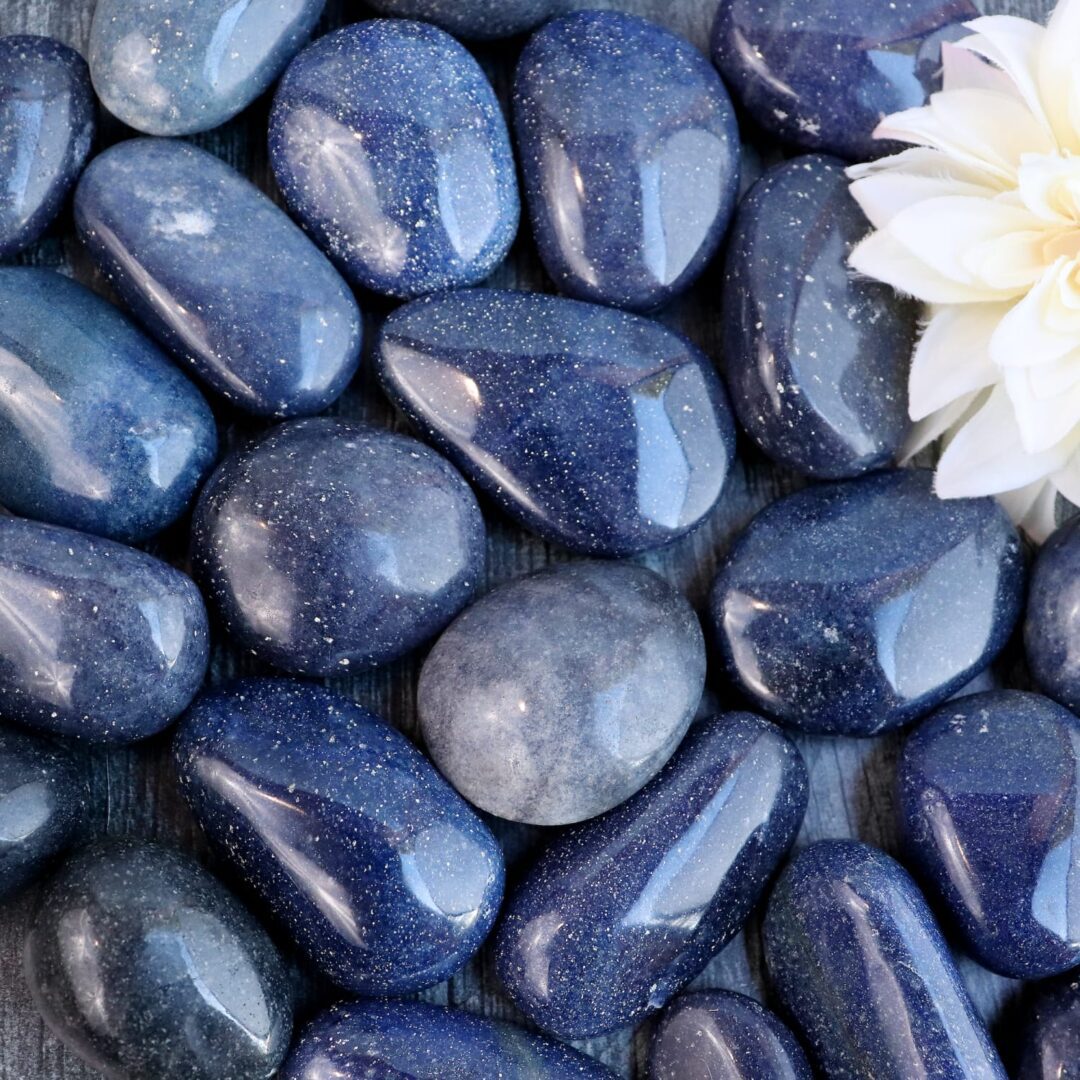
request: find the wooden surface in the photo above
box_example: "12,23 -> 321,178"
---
0,0 -> 1048,1076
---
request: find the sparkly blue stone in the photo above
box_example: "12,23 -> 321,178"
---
494,712 -> 807,1037
514,11 -> 740,312
1026,517 -> 1080,714
378,289 -> 736,556
1018,977 -> 1080,1080
366,0 -> 557,40
709,469 -> 1024,735
174,678 -> 504,995
898,690 -> 1080,979
764,840 -> 1006,1079
269,20 -> 519,298
0,517 -> 209,743
710,0 -> 978,161
74,138 -> 362,418
0,36 -> 94,257
723,155 -> 916,478
0,268 -> 217,543
191,417 -> 485,675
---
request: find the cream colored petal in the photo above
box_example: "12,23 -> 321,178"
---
1040,0 -> 1080,152
1016,152 -> 1080,222
943,39 -> 1022,98
966,229 -> 1052,291
1001,479 -> 1062,541
1003,364 -> 1080,453
848,169 -> 997,231
957,17 -> 1050,129
901,390 -> 984,460
1027,349 -> 1080,396
1051,449 -> 1080,509
988,259 -> 1080,368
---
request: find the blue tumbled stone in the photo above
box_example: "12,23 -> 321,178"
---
0,268 -> 217,542
709,469 -> 1024,735
366,0 -> 557,40
514,11 -> 740,312
495,712 -> 807,1036
269,19 -> 519,298
723,155 -> 915,478
764,840 -> 1006,1079
75,138 -> 362,418
1026,516 -> 1080,714
378,289 -> 736,556
1018,977 -> 1080,1080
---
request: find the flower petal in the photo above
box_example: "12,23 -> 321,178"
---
848,163 -> 996,231
999,479 -> 1061,541
943,38 -> 1022,98
1040,0 -> 1080,152
957,16 -> 1051,130
901,390 -> 983,461
1003,364 -> 1080,453
989,258 -> 1080,368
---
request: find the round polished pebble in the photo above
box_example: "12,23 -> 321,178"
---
25,840 -> 293,1079
191,417 -> 485,675
1017,977 -> 1080,1080
366,0 -> 557,39
709,468 -> 1024,735
419,560 -> 705,825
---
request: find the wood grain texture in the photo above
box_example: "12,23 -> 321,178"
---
0,0 -> 1049,1076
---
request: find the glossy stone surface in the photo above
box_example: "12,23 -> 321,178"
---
495,712 -> 807,1037
709,469 -> 1024,735
711,0 -> 978,161
514,11 -> 740,312
723,155 -> 915,478
0,517 -> 209,743
191,418 -> 484,675
366,0 -> 557,39
420,561 -> 706,826
764,840 -> 1006,1079
269,20 -> 519,298
0,36 -> 94,256
1026,516 -> 1080,714
175,678 -> 504,995
1018,977 -> 1080,1080
650,991 -> 812,1080
0,268 -> 217,542
281,1000 -> 616,1079
25,840 -> 292,1079
378,289 -> 736,556
88,0 -> 325,135
75,138 -> 362,418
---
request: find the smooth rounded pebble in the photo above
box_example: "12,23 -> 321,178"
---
1017,976 -> 1080,1080
1026,515 -> 1080,713
365,0 -> 558,39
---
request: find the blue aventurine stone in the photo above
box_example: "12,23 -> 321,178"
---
1018,977 -> 1080,1080
1026,516 -> 1080,714
366,0 -> 558,40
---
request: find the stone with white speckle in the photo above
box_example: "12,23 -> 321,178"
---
366,0 -> 558,40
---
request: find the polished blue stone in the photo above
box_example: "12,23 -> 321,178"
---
75,138 -> 362,418
366,0 -> 557,39
191,417 -> 485,676
514,11 -> 740,312
494,712 -> 807,1037
711,0 -> 978,161
1026,516 -> 1080,714
281,1000 -> 616,1079
0,36 -> 94,257
1018,977 -> 1080,1080
269,19 -> 519,298
709,469 -> 1024,735
723,155 -> 916,478
0,268 -> 217,542
174,677 -> 504,995
0,517 -> 209,743
764,840 -> 1006,1079
378,289 -> 736,556
88,0 -> 325,135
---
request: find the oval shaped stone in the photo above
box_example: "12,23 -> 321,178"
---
366,0 -> 556,39
174,678 -> 504,995
378,289 -> 736,556
1018,977 -> 1080,1080
269,20 -> 519,298
495,712 -> 807,1036
709,469 -> 1024,735
763,840 -> 1006,1079
191,417 -> 485,675
1026,516 -> 1080,713
0,517 -> 209,742
514,11 -> 740,312
723,155 -> 915,477
75,138 -> 362,418
88,0 -> 324,135
0,268 -> 217,542
25,840 -> 293,1079
0,35 -> 94,256
419,561 -> 705,826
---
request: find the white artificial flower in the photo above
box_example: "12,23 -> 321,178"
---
847,0 -> 1080,540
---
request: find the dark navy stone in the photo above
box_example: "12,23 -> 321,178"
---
898,690 -> 1080,979
709,469 -> 1024,736
280,1000 -> 616,1079
174,678 -> 504,995
378,289 -> 736,556
420,561 -> 706,826
514,11 -> 740,312
191,417 -> 485,676
495,712 -> 807,1037
0,36 -> 94,257
710,0 -> 978,161
0,517 -> 209,743
1018,976 -> 1080,1080
0,268 -> 217,542
269,19 -> 519,298
763,840 -> 1006,1079
723,155 -> 916,478
25,840 -> 292,1079
1026,516 -> 1080,714
75,138 -> 362,418
366,0 -> 557,39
